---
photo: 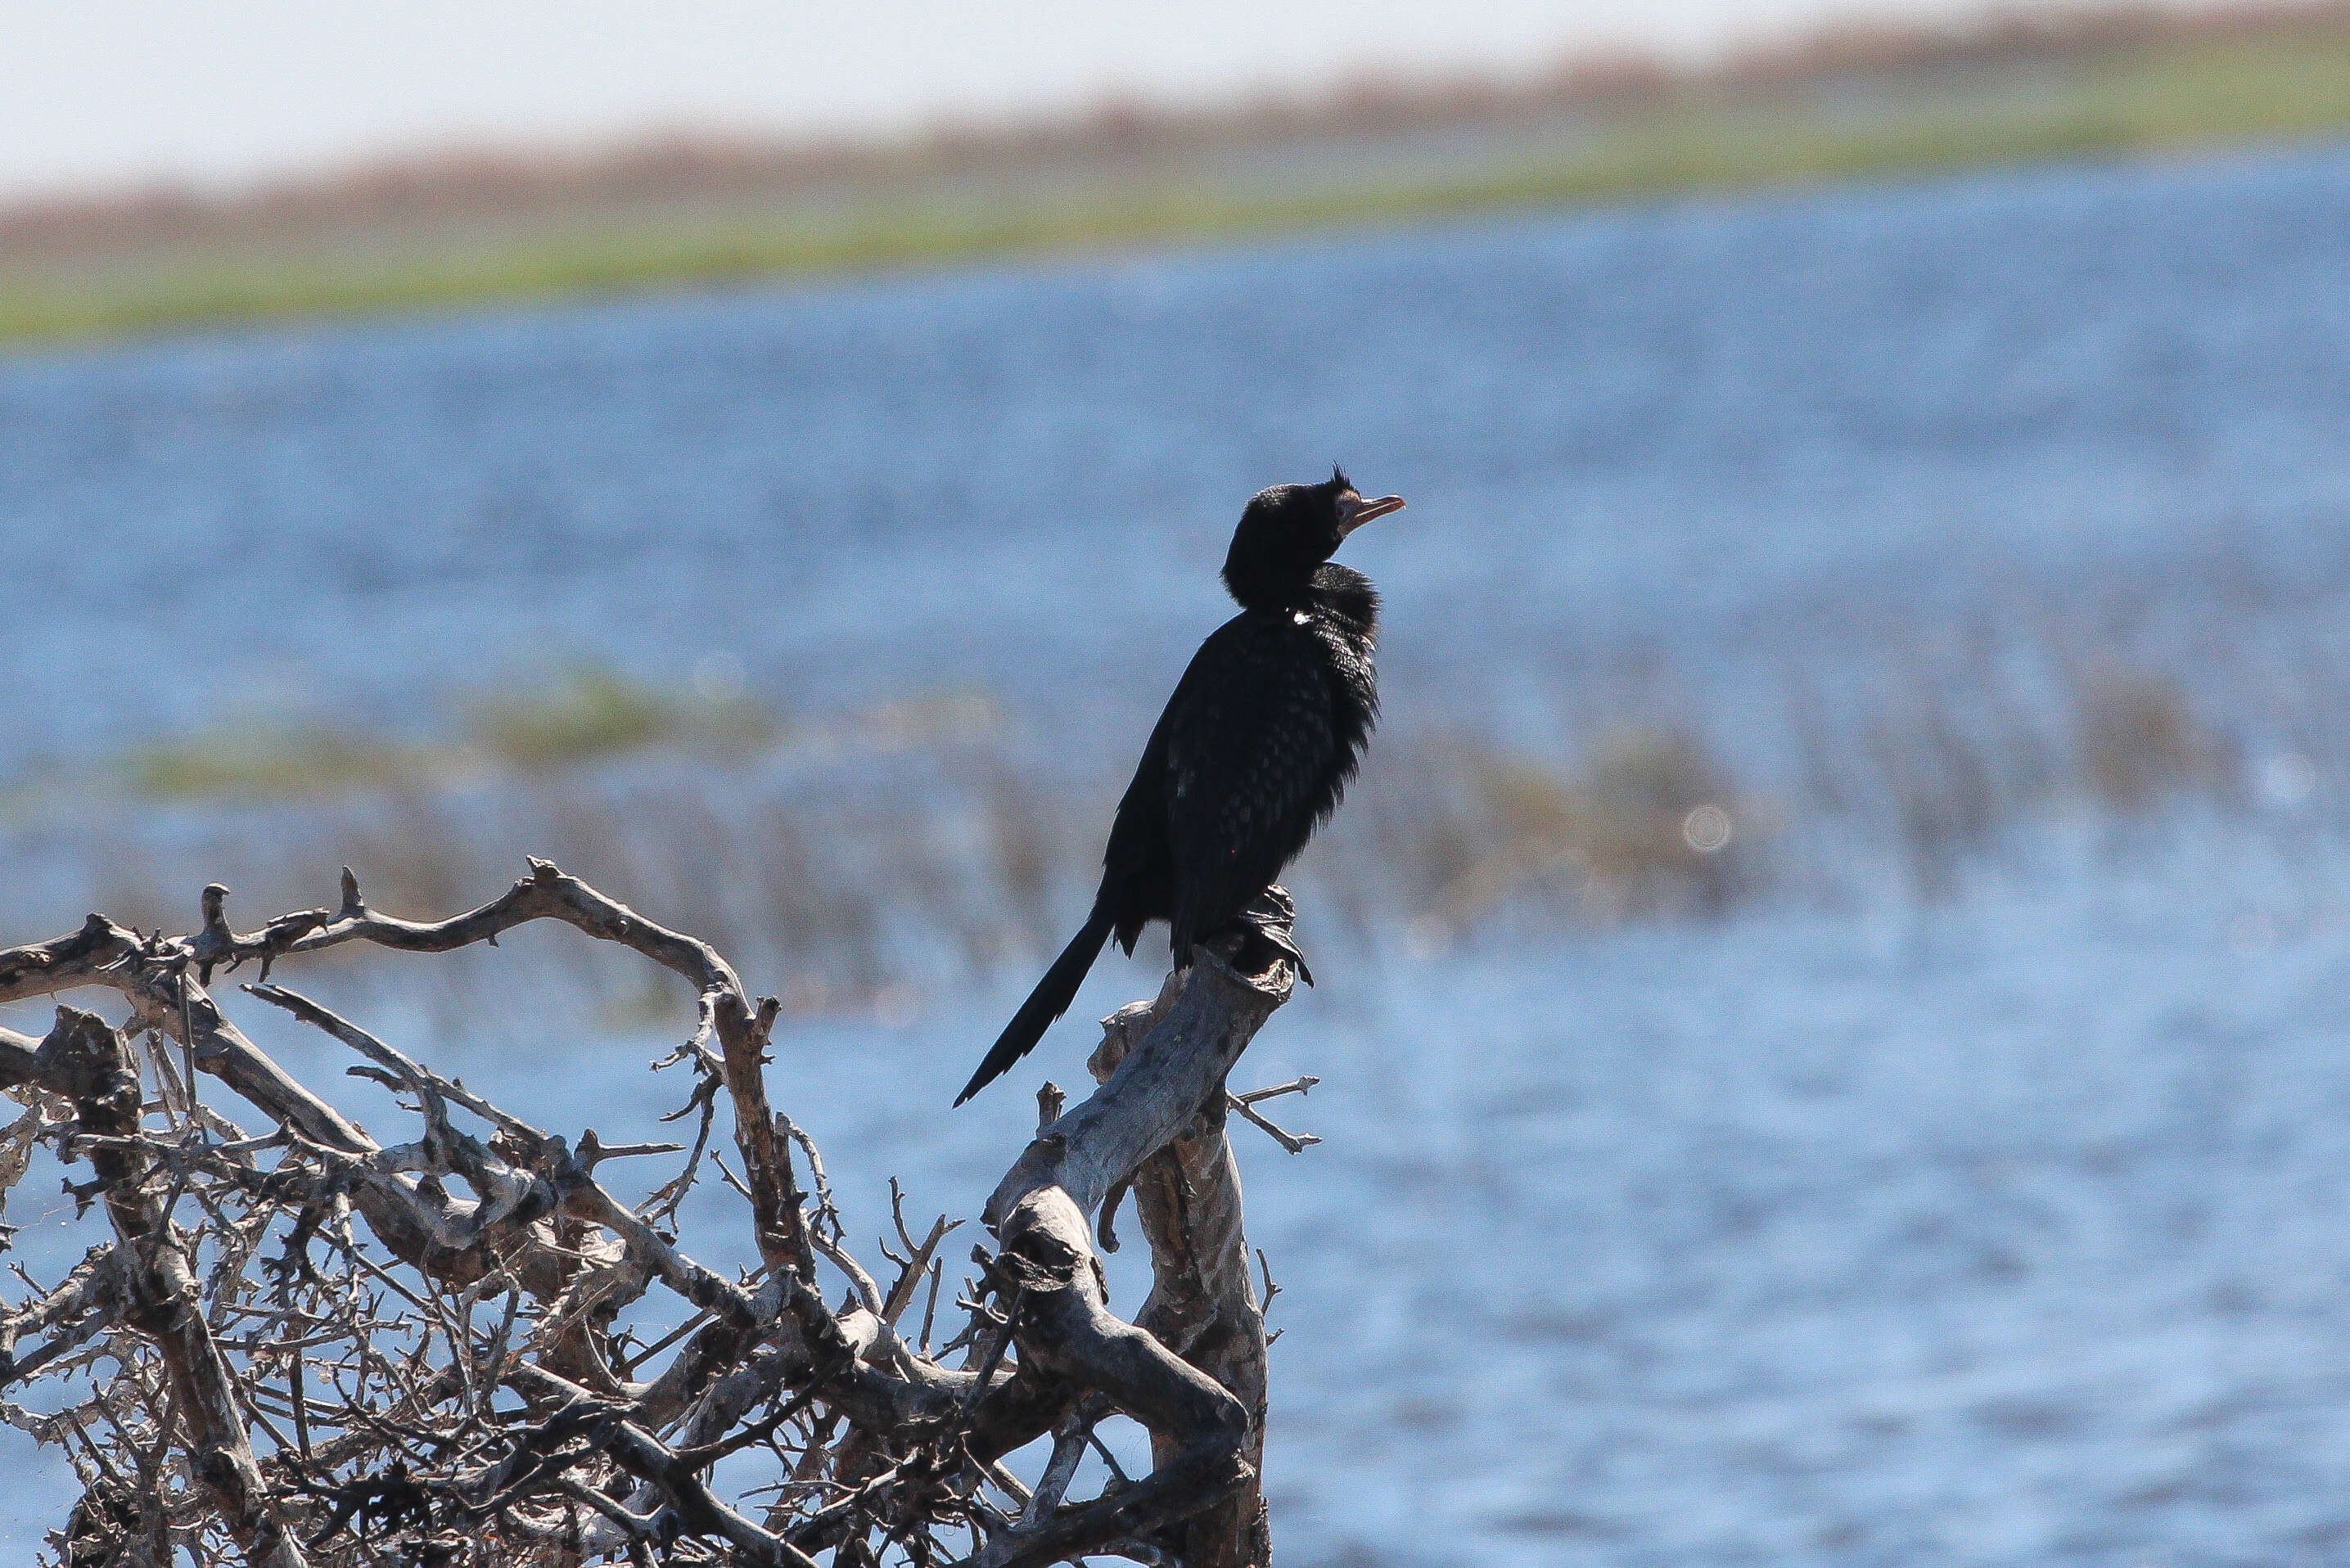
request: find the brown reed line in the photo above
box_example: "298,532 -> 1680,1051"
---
4,616 -> 2293,1032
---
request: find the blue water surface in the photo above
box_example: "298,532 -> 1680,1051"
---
7,142 -> 2350,768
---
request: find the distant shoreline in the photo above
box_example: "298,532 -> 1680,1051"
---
7,2 -> 2349,348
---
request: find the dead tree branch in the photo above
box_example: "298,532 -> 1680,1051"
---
0,863 -> 1307,1566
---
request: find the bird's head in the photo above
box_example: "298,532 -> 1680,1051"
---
1221,466 -> 1405,608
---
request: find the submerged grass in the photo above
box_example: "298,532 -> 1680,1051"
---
11,606 -> 2305,1027
467,667 -> 680,771
7,25 -> 2350,345
110,668 -> 783,800
124,722 -> 429,800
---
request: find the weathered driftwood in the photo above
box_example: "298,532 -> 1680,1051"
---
0,861 -> 1310,1566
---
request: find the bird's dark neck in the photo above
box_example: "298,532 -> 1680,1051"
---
1225,561 -> 1380,635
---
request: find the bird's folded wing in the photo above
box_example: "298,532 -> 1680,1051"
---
1162,620 -> 1340,956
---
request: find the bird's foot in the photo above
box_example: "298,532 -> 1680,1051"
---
1223,885 -> 1312,986
1253,924 -> 1314,987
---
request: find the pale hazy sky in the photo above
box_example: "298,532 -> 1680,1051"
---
2,0 -> 2135,203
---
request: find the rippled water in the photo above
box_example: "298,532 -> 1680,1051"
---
7,142 -> 2350,766
9,143 -> 2350,1565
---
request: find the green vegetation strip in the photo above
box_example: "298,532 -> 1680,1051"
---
93,669 -> 779,803
7,33 -> 2350,345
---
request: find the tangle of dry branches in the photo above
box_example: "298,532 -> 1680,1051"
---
0,859 -> 1313,1567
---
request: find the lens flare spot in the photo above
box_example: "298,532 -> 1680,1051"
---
1682,804 -> 1733,854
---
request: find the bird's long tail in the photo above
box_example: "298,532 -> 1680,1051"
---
954,906 -> 1116,1106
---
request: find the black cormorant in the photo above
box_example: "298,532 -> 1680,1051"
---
955,467 -> 1404,1106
